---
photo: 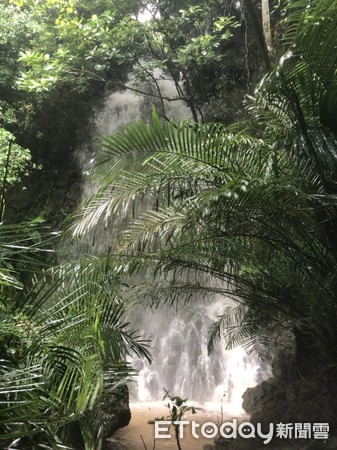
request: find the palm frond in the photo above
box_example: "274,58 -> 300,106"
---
70,108 -> 274,238
208,303 -> 271,359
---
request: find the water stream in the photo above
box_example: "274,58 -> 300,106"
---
127,299 -> 266,413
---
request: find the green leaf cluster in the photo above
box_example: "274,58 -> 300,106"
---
0,129 -> 36,189
0,222 -> 151,449
14,0 -> 145,94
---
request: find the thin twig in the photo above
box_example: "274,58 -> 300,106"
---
112,81 -> 191,104
140,434 -> 148,449
0,139 -> 13,221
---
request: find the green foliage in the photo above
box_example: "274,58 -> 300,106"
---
131,1 -> 240,119
71,107 -> 292,360
0,129 -> 37,189
154,4 -> 237,67
0,4 -> 33,88
0,0 -> 147,159
256,0 -> 337,135
0,4 -> 38,136
150,390 -> 197,450
0,222 -> 151,449
72,0 -> 337,366
0,0 -> 242,123
14,0 -> 144,94
162,390 -> 197,420
0,129 -> 39,220
3,0 -> 337,446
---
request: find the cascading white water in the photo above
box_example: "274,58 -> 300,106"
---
79,76 -> 271,416
128,299 -> 269,415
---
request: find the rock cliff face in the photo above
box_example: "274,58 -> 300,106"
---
87,384 -> 132,444
92,386 -> 131,449
214,326 -> 337,449
5,96 -> 95,224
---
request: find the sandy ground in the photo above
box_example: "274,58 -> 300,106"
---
108,402 -> 237,450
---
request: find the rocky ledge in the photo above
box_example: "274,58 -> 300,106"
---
213,326 -> 337,449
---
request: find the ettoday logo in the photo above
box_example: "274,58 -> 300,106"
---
154,419 -> 329,444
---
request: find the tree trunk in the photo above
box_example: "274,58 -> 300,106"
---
261,0 -> 273,55
242,0 -> 271,71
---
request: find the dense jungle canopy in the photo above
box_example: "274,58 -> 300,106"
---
1,0 -> 337,448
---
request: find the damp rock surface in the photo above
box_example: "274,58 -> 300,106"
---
214,326 -> 337,449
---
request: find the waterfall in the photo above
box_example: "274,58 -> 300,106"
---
128,299 -> 269,415
78,77 -> 271,415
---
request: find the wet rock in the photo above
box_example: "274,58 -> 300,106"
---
213,326 -> 337,449
61,384 -> 131,449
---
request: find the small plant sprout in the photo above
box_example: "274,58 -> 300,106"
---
149,389 -> 199,450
